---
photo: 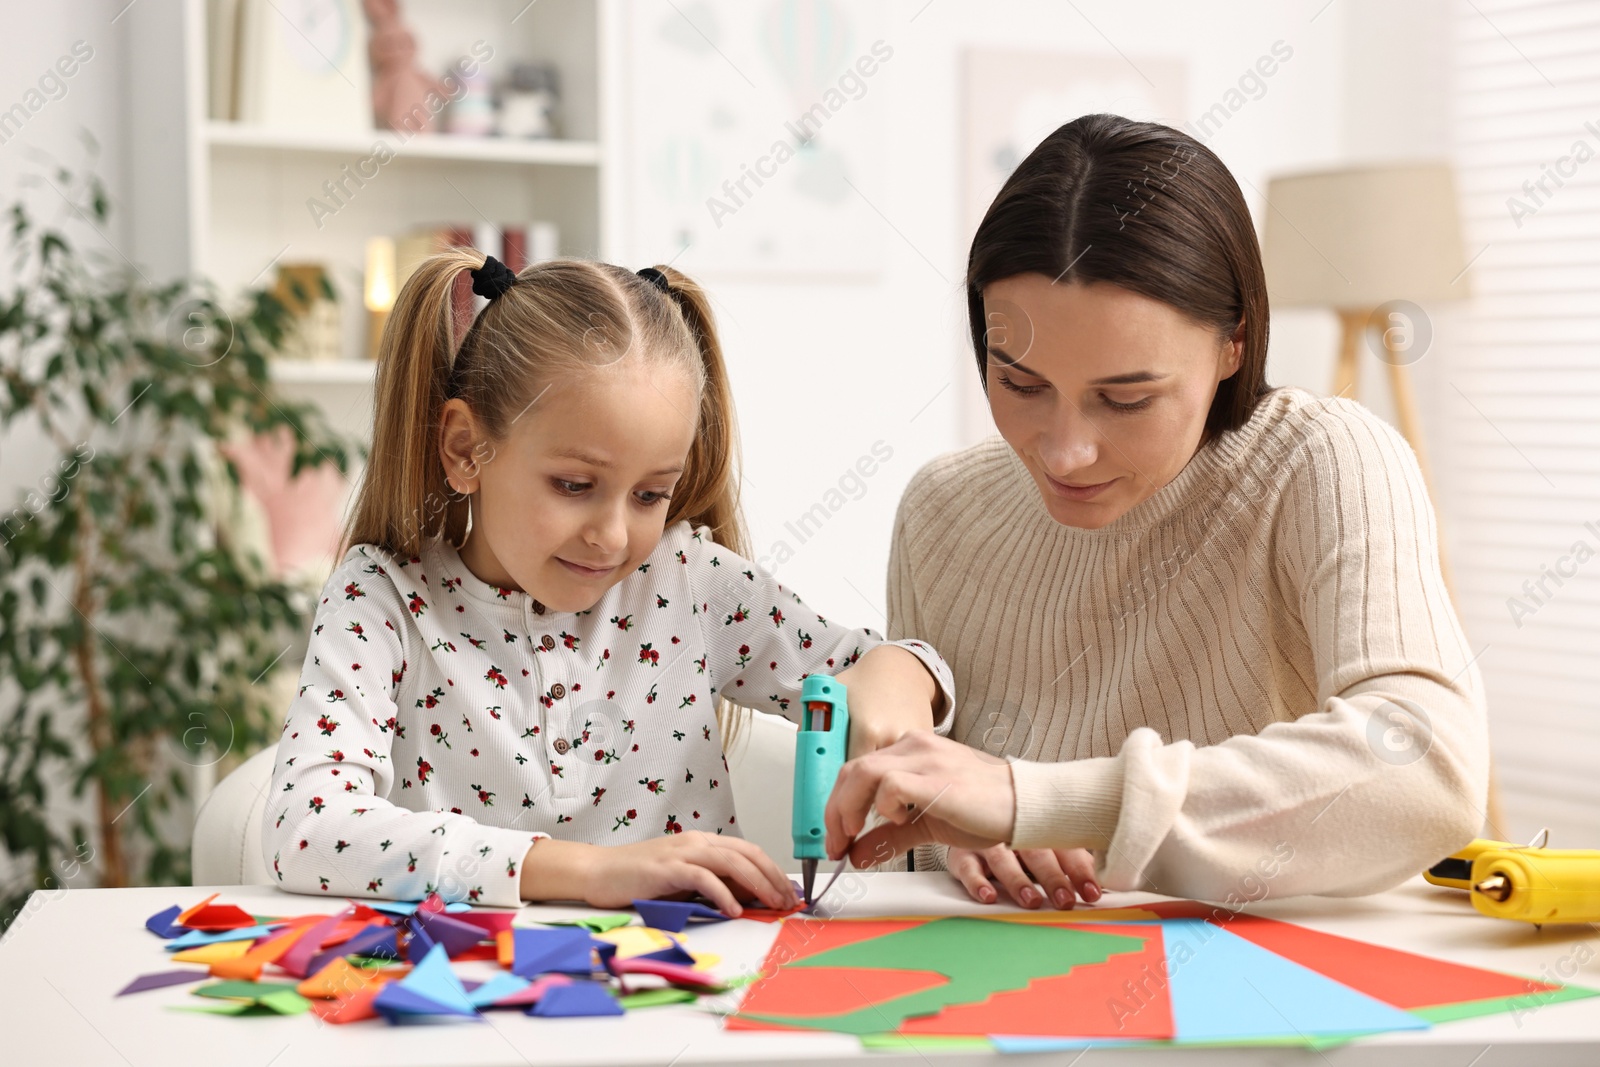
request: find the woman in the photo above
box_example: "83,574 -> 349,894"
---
825,113 -> 1488,908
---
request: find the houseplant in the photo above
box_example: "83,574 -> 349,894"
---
0,167 -> 358,930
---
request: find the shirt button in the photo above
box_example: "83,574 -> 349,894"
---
550,683 -> 567,700
553,738 -> 570,754
541,634 -> 556,651
532,600 -> 546,616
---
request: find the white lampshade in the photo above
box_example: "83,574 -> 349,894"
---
1262,162 -> 1472,312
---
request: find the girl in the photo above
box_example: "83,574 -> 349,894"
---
264,252 -> 954,915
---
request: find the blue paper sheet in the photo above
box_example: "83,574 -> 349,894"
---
164,924 -> 279,950
374,944 -> 477,1018
530,980 -> 624,1017
1160,919 -> 1428,1043
510,927 -> 598,978
144,905 -> 185,939
631,899 -> 728,933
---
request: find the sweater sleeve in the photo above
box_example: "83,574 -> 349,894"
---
1005,405 -> 1490,900
683,526 -> 955,734
262,552 -> 544,906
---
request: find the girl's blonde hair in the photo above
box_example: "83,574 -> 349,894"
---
342,251 -> 746,559
341,251 -> 752,743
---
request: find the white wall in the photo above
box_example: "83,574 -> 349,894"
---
615,0 -> 1351,629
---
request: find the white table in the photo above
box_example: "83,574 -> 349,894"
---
1,873 -> 1597,1066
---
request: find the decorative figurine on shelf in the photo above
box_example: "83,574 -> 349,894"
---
363,0 -> 444,133
499,62 -> 561,139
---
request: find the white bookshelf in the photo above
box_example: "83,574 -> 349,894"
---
124,0 -> 622,405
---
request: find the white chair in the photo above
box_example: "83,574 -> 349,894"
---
191,710 -> 800,887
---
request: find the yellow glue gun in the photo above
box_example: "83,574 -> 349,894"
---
1426,836 -> 1600,926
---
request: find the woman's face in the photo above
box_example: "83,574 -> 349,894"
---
983,274 -> 1243,530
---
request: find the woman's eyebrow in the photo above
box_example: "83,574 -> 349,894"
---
1089,371 -> 1168,385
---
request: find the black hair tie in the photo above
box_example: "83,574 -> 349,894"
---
636,266 -> 671,294
471,254 -> 517,300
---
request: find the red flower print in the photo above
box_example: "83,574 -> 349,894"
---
639,777 -> 664,794
308,796 -> 325,813
416,756 -> 433,785
406,591 -> 428,616
726,604 -> 748,625
769,607 -> 785,627
611,614 -> 634,631
327,750 -> 344,762
485,665 -> 508,689
343,582 -> 365,600
317,715 -> 339,736
472,784 -> 495,806
638,643 -> 660,666
664,815 -> 683,834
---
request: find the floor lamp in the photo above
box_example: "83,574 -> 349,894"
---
1261,162 -> 1507,836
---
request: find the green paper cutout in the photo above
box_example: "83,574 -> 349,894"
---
1413,983 -> 1600,1025
741,917 -> 1146,1035
618,988 -> 699,1009
860,1034 -> 994,1051
193,980 -> 299,1000
545,914 -> 633,933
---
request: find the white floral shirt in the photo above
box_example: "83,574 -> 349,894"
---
264,521 -> 955,906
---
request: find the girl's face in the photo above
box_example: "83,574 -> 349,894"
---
982,274 -> 1243,530
440,362 -> 699,613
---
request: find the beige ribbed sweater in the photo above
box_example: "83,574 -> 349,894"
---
891,388 -> 1489,900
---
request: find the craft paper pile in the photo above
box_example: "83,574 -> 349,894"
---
727,902 -> 1600,1050
126,892 -> 745,1026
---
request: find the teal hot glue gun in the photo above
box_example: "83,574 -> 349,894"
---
793,674 -> 849,905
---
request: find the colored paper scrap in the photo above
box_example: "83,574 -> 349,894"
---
530,980 -> 624,1017
543,913 -> 634,933
181,903 -> 258,932
632,899 -> 728,933
618,988 -> 698,1009
510,927 -> 598,978
372,944 -> 476,1019
306,923 -> 400,977
298,957 -> 397,1000
464,973 -> 530,1009
1158,919 -> 1428,1043
281,907 -> 355,979
310,981 -> 390,1025
187,981 -> 311,1016
451,911 -> 517,937
117,970 -> 209,996
144,905 -> 186,939
609,955 -> 723,989
165,924 -> 279,950
593,926 -> 677,959
489,974 -> 573,1008
411,910 -> 487,958
170,940 -> 252,965
366,899 -> 473,918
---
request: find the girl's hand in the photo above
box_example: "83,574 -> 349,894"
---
835,645 -> 945,760
823,730 -> 1016,866
948,845 -> 1101,909
571,832 -> 798,916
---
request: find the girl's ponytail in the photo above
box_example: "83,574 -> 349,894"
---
650,267 -> 749,560
340,248 -> 484,558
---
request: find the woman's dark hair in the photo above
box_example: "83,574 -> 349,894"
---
967,113 -> 1271,439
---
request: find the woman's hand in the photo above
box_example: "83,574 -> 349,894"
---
823,730 -> 1016,867
948,845 -> 1101,909
520,833 -> 798,916
834,644 -> 946,760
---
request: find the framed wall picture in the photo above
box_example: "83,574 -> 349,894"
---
235,0 -> 372,131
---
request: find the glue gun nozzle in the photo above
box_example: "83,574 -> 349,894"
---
802,859 -> 817,906
1474,873 -> 1512,902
